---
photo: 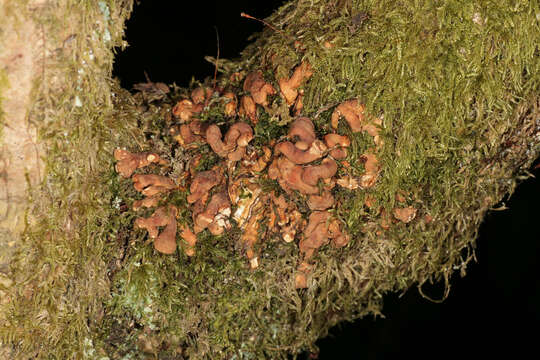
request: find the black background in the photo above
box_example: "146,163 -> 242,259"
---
113,1 -> 540,359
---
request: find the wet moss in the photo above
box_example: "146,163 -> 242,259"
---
1,0 -> 539,359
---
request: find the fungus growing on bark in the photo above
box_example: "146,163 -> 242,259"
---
299,211 -> 332,260
393,206 -> 417,223
241,201 -> 265,269
172,99 -> 203,122
193,191 -> 231,235
278,62 -> 313,105
269,193 -> 304,243
295,210 -> 349,288
324,133 -> 350,160
132,174 -> 177,197
180,225 -> 198,256
336,175 -> 359,190
191,86 -> 214,105
331,100 -> 383,147
239,95 -> 257,123
114,149 -> 167,178
274,140 -> 327,165
302,157 -> 338,186
134,205 -> 178,254
230,179 -> 262,227
223,92 -> 237,117
273,116 -> 327,163
206,122 -> 253,161
331,99 -> 366,132
170,120 -> 207,148
187,167 -> 222,204
243,70 -> 275,107
307,191 -> 335,210
288,117 -> 316,150
241,146 -> 272,174
132,194 -> 161,211
328,218 -> 350,248
359,153 -> 380,188
269,157 -> 319,194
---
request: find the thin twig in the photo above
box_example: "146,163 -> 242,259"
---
240,12 -> 286,37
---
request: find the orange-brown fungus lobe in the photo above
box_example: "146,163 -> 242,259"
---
172,99 -> 203,122
135,205 -> 178,254
132,195 -> 161,211
359,153 -> 380,188
170,120 -> 208,148
223,92 -> 237,117
278,62 -> 313,105
295,261 -> 313,289
274,141 -> 326,165
331,99 -> 366,132
269,193 -> 304,243
307,191 -> 335,210
191,86 -> 214,105
241,146 -> 272,174
324,133 -> 350,159
239,95 -> 257,123
300,211 -> 331,260
206,122 -> 253,161
243,70 -> 275,107
328,219 -> 350,248
187,168 -> 222,204
296,211 -> 348,288
273,117 -> 327,164
180,225 -> 198,256
241,202 -> 264,269
193,191 -> 231,235
393,206 -> 417,223
269,157 -> 319,194
288,117 -> 316,150
302,158 -> 338,186
132,174 -> 177,197
114,149 -> 167,178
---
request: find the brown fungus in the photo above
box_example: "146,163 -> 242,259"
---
114,149 -> 167,178
243,70 -> 275,107
278,62 -> 313,106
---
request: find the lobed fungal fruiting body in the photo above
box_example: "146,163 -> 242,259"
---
114,149 -> 167,178
114,59 -> 392,286
278,62 -> 313,106
135,205 -> 178,254
243,70 -> 276,107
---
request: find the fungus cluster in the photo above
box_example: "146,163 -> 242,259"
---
114,61 -> 396,288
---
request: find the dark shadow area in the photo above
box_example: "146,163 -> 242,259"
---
310,162 -> 540,360
113,0 -> 285,89
113,1 -> 540,359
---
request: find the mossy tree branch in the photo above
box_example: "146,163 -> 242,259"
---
0,0 -> 539,359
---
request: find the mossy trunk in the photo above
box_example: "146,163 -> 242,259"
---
1,0 -> 539,359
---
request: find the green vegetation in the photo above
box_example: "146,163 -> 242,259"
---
1,0 -> 539,359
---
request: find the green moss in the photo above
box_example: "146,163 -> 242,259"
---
1,0 -> 539,359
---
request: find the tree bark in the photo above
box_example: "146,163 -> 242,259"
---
0,0 -> 539,359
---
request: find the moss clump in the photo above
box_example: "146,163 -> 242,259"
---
1,0 -> 539,359
0,0 -> 135,358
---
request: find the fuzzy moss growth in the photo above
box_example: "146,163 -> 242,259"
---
1,0 -> 540,359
